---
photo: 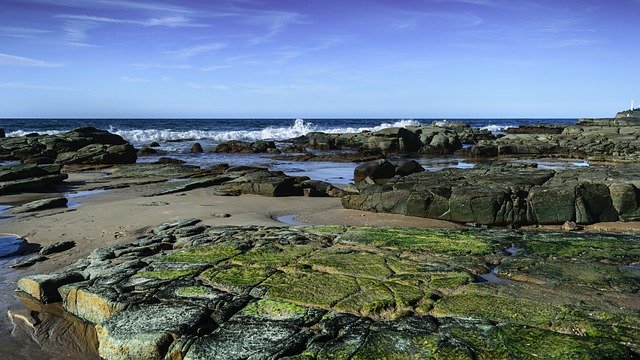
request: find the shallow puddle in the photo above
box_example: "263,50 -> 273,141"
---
275,214 -> 310,226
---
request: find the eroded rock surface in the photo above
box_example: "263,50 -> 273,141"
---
16,220 -> 640,359
343,161 -> 640,225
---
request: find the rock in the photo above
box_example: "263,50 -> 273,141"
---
299,180 -> 345,198
0,128 -> 5,138
11,197 -> 68,213
395,160 -> 425,177
17,272 -> 85,303
213,213 -> 231,218
40,240 -> 75,255
219,170 -> 302,197
21,156 -> 55,164
138,147 -> 158,156
191,143 -> 204,154
155,157 -> 186,165
0,234 -> 29,258
0,127 -> 136,165
149,142 -> 160,147
0,163 -> 67,195
214,140 -> 277,154
506,125 -> 565,134
10,255 -> 48,269
562,221 -> 579,231
354,159 -> 396,185
96,303 -> 208,360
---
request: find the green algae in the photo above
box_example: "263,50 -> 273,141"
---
350,331 -> 438,360
265,271 -> 360,309
521,233 -> 640,263
163,245 -> 241,263
428,272 -> 473,291
337,228 -> 492,255
242,299 -> 308,320
136,269 -> 197,280
199,265 -> 271,293
232,243 -> 317,268
175,286 -> 215,299
301,248 -> 391,280
432,285 -> 555,327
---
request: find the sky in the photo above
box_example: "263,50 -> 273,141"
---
0,0 -> 639,118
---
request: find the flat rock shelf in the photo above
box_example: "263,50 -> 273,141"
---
14,219 -> 640,359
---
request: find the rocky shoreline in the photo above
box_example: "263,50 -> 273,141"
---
2,112 -> 640,359
14,220 -> 640,359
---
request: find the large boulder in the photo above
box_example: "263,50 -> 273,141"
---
56,144 -> 137,165
0,163 -> 67,194
353,159 -> 396,186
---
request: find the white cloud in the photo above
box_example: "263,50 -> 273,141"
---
0,53 -> 62,67
165,42 -> 227,59
22,0 -> 194,14
186,82 -> 229,90
56,14 -> 207,28
200,65 -> 232,72
131,63 -> 191,70
122,76 -> 150,83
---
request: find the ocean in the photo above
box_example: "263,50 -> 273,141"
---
1,118 -> 578,183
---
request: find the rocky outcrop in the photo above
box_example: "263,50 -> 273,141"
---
0,127 -> 137,165
343,161 -> 640,225
15,221 -> 640,359
0,163 -> 67,195
214,140 -> 279,154
297,126 -> 463,155
10,197 -> 68,213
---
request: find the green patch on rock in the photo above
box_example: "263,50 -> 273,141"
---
338,228 -> 492,255
521,233 -> 640,263
199,265 -> 271,293
429,272 -> 473,291
350,330 -> 439,359
432,285 -> 555,327
301,248 -> 391,280
232,244 -> 317,268
175,286 -> 216,299
497,324 -> 634,360
164,245 -> 241,264
334,278 -> 397,318
136,269 -> 197,280
265,271 -> 360,309
242,299 -> 308,320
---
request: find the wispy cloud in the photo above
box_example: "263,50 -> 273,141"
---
22,0 -> 194,14
131,63 -> 191,70
243,82 -> 338,96
200,65 -> 233,72
0,82 -> 77,91
0,53 -> 61,67
186,82 -> 230,90
244,10 -> 308,44
121,76 -> 150,83
56,14 -> 206,27
0,26 -> 52,39
165,42 -> 227,59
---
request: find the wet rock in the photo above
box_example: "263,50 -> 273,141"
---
353,159 -> 396,185
0,234 -> 30,258
0,163 -> 67,195
40,240 -> 75,255
56,143 -> 137,165
395,160 -> 425,177
96,303 -> 208,360
17,272 -> 85,303
219,169 -> 302,197
191,143 -> 204,154
154,157 -> 186,165
11,197 -> 68,213
299,180 -> 345,198
138,147 -> 158,156
0,128 -> 4,138
214,140 -> 277,154
10,255 -> 48,268
149,141 -> 160,147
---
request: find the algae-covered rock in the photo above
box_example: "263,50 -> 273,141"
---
96,303 -> 208,360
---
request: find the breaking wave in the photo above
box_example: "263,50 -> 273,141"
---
7,130 -> 64,137
479,124 -> 514,134
107,119 -> 422,144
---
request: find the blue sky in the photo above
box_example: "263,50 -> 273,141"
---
0,0 -> 639,118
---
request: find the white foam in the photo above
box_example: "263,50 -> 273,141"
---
107,119 -> 423,144
480,124 -> 514,134
6,130 -> 64,137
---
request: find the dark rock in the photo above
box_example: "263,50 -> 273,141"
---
11,197 -> 68,213
0,128 -> 5,138
506,125 -> 564,134
40,241 -> 76,256
214,140 -> 277,154
155,157 -> 186,165
470,145 -> 498,158
149,142 -> 160,147
10,255 -> 48,269
0,164 -> 67,195
354,159 -> 396,185
395,160 -> 425,177
56,143 -> 137,165
138,147 -> 158,156
191,143 -> 204,153
0,234 -> 29,258
21,156 -> 55,165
